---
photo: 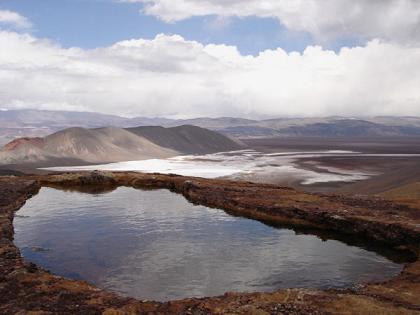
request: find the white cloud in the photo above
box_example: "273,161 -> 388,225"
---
1,30 -> 420,118
121,0 -> 420,43
0,10 -> 32,29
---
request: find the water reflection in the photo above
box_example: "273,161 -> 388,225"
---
14,187 -> 407,301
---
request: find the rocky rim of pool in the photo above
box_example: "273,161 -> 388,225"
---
1,171 -> 420,314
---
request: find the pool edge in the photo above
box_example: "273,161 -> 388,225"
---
1,172 -> 419,314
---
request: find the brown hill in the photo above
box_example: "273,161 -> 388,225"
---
0,127 -> 178,165
0,125 -> 243,166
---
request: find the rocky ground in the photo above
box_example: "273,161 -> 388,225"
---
1,171 -> 420,314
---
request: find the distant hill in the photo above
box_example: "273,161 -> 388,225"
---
0,109 -> 127,129
126,125 -> 242,154
0,109 -> 177,146
165,117 -> 258,129
2,109 -> 420,143
0,125 -> 242,166
0,109 -> 174,128
212,118 -> 420,138
216,126 -> 282,138
275,119 -> 420,137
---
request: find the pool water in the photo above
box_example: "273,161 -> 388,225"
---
14,187 -> 405,301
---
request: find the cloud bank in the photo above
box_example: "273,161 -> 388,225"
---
0,10 -> 32,29
1,30 -> 420,118
122,0 -> 420,44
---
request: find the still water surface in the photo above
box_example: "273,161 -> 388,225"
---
15,187 -> 405,301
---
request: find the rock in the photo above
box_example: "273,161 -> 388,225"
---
78,171 -> 117,186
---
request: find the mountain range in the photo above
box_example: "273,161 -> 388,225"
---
2,109 -> 420,146
0,125 -> 241,167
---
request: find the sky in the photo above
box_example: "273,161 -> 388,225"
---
0,0 -> 419,118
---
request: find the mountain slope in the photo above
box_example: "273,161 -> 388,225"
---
126,125 -> 243,154
0,127 -> 178,165
0,125 -> 243,166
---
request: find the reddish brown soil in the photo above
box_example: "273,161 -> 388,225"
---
1,171 -> 419,314
3,137 -> 44,151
